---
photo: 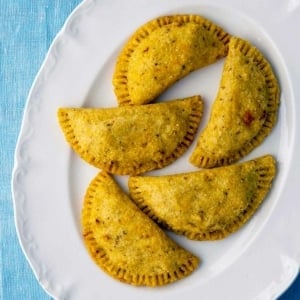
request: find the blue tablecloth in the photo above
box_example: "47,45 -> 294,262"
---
0,1 -> 299,299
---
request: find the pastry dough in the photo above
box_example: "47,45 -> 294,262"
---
58,96 -> 203,175
82,172 -> 199,286
113,14 -> 230,105
190,37 -> 280,168
129,155 -> 276,240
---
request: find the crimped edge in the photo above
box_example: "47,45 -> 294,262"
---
189,37 -> 280,169
113,14 -> 230,105
57,96 -> 204,175
129,155 -> 276,241
81,172 -> 199,286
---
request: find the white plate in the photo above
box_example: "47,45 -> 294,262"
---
12,0 -> 300,299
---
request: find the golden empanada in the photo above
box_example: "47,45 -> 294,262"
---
129,155 -> 276,241
190,37 -> 280,168
82,172 -> 199,286
113,14 -> 230,105
58,96 -> 203,175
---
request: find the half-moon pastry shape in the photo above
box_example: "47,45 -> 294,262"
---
113,14 -> 230,105
57,96 -> 203,175
190,37 -> 280,168
129,155 -> 276,241
81,172 -> 200,286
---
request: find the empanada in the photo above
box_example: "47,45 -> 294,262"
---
58,96 -> 203,175
82,172 -> 199,286
190,37 -> 280,168
113,14 -> 230,105
129,155 -> 276,240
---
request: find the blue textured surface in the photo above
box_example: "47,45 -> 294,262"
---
0,1 -> 299,299
0,2 -> 81,299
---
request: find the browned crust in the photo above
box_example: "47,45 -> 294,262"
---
113,14 -> 230,105
81,172 -> 199,286
57,96 -> 203,175
129,155 -> 276,241
189,37 -> 280,168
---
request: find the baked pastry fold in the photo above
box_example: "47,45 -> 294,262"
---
58,96 -> 203,175
113,14 -> 230,105
129,155 -> 276,240
190,37 -> 280,168
82,172 -> 199,286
